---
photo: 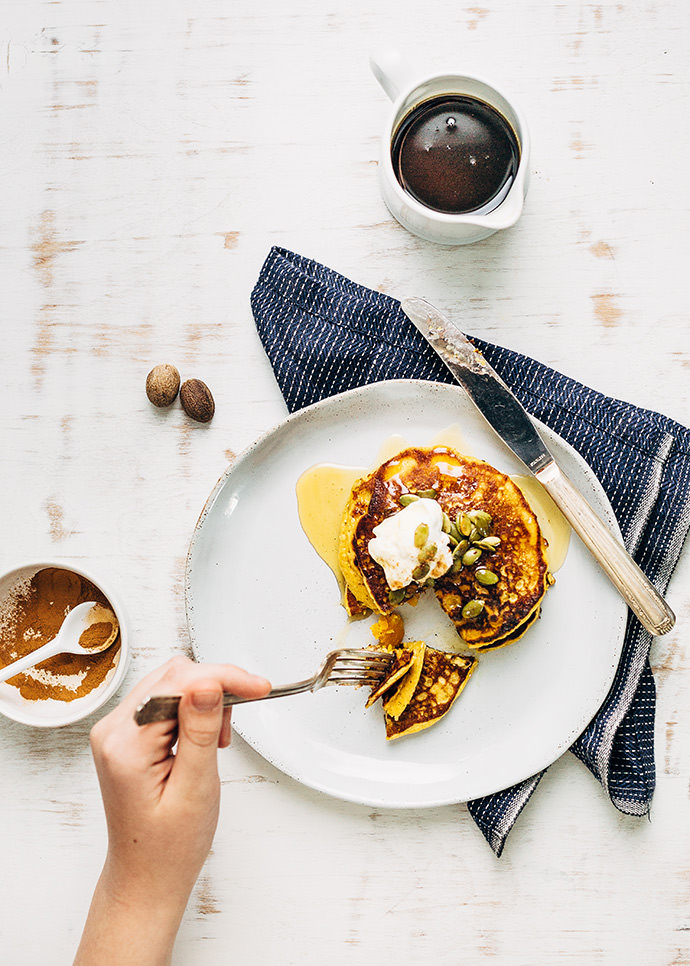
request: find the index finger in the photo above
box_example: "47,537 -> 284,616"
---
107,655 -> 271,726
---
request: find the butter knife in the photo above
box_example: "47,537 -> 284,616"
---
400,296 -> 675,636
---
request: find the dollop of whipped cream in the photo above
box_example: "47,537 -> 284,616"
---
368,498 -> 453,591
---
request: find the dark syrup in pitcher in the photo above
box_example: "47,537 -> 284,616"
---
391,95 -> 520,215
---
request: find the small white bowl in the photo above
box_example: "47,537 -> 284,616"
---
0,561 -> 130,727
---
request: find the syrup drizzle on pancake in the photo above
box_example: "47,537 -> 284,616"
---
296,427 -> 570,596
295,435 -> 417,600
510,475 -> 570,572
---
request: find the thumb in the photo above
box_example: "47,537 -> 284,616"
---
172,681 -> 224,793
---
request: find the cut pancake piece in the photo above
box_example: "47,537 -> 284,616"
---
364,646 -> 414,708
384,646 -> 478,740
381,640 -> 425,720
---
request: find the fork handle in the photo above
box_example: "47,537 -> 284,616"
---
134,680 -> 315,725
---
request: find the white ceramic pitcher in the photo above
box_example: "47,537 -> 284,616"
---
370,49 -> 530,246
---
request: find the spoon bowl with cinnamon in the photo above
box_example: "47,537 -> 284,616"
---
0,601 -> 120,684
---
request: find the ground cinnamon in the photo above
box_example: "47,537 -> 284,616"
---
79,619 -> 115,652
0,567 -> 120,702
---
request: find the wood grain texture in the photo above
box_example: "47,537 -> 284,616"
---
0,1 -> 688,963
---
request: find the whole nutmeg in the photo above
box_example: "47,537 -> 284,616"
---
146,364 -> 180,408
180,378 -> 215,423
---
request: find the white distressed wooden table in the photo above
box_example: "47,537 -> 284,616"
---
1,1 -> 689,963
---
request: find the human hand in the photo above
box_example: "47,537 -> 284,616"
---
75,655 -> 271,966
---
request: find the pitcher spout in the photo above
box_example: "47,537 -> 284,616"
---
477,188 -> 525,231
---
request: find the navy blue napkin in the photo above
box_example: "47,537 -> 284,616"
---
251,246 -> 690,856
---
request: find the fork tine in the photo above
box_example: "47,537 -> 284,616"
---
330,661 -> 390,669
329,669 -> 389,680
328,674 -> 385,683
326,676 -> 388,687
323,648 -> 394,688
330,657 -> 390,666
331,649 -> 392,664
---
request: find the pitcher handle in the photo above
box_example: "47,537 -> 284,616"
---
369,49 -> 414,101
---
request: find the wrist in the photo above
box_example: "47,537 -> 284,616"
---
102,855 -> 192,923
75,863 -> 189,966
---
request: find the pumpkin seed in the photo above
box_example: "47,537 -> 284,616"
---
457,512 -> 473,537
469,510 -> 492,536
468,527 -> 480,543
462,599 -> 485,620
453,539 -> 469,558
476,536 -> 501,551
399,493 -> 419,507
388,588 -> 406,605
412,562 -> 430,581
441,512 -> 452,534
462,547 -> 483,566
449,522 -> 461,542
414,523 -> 429,548
419,543 -> 438,563
417,489 -> 438,500
475,568 -> 499,586
450,557 -> 464,574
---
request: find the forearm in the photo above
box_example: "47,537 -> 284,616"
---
76,660 -> 270,963
74,864 -> 188,966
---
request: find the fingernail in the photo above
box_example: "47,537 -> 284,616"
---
192,690 -> 221,712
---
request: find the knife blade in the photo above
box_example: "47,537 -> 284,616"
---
400,296 -> 675,636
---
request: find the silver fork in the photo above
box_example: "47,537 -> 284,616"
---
134,648 -> 394,725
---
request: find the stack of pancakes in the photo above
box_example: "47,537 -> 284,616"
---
339,445 -> 551,651
338,446 -> 552,738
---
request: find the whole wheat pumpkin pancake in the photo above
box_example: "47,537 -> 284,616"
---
364,641 -> 477,740
364,645 -> 415,708
384,646 -> 477,740
339,446 -> 551,650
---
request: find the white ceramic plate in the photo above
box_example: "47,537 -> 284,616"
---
186,381 -> 627,807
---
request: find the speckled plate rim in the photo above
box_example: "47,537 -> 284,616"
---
185,380 -> 628,808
